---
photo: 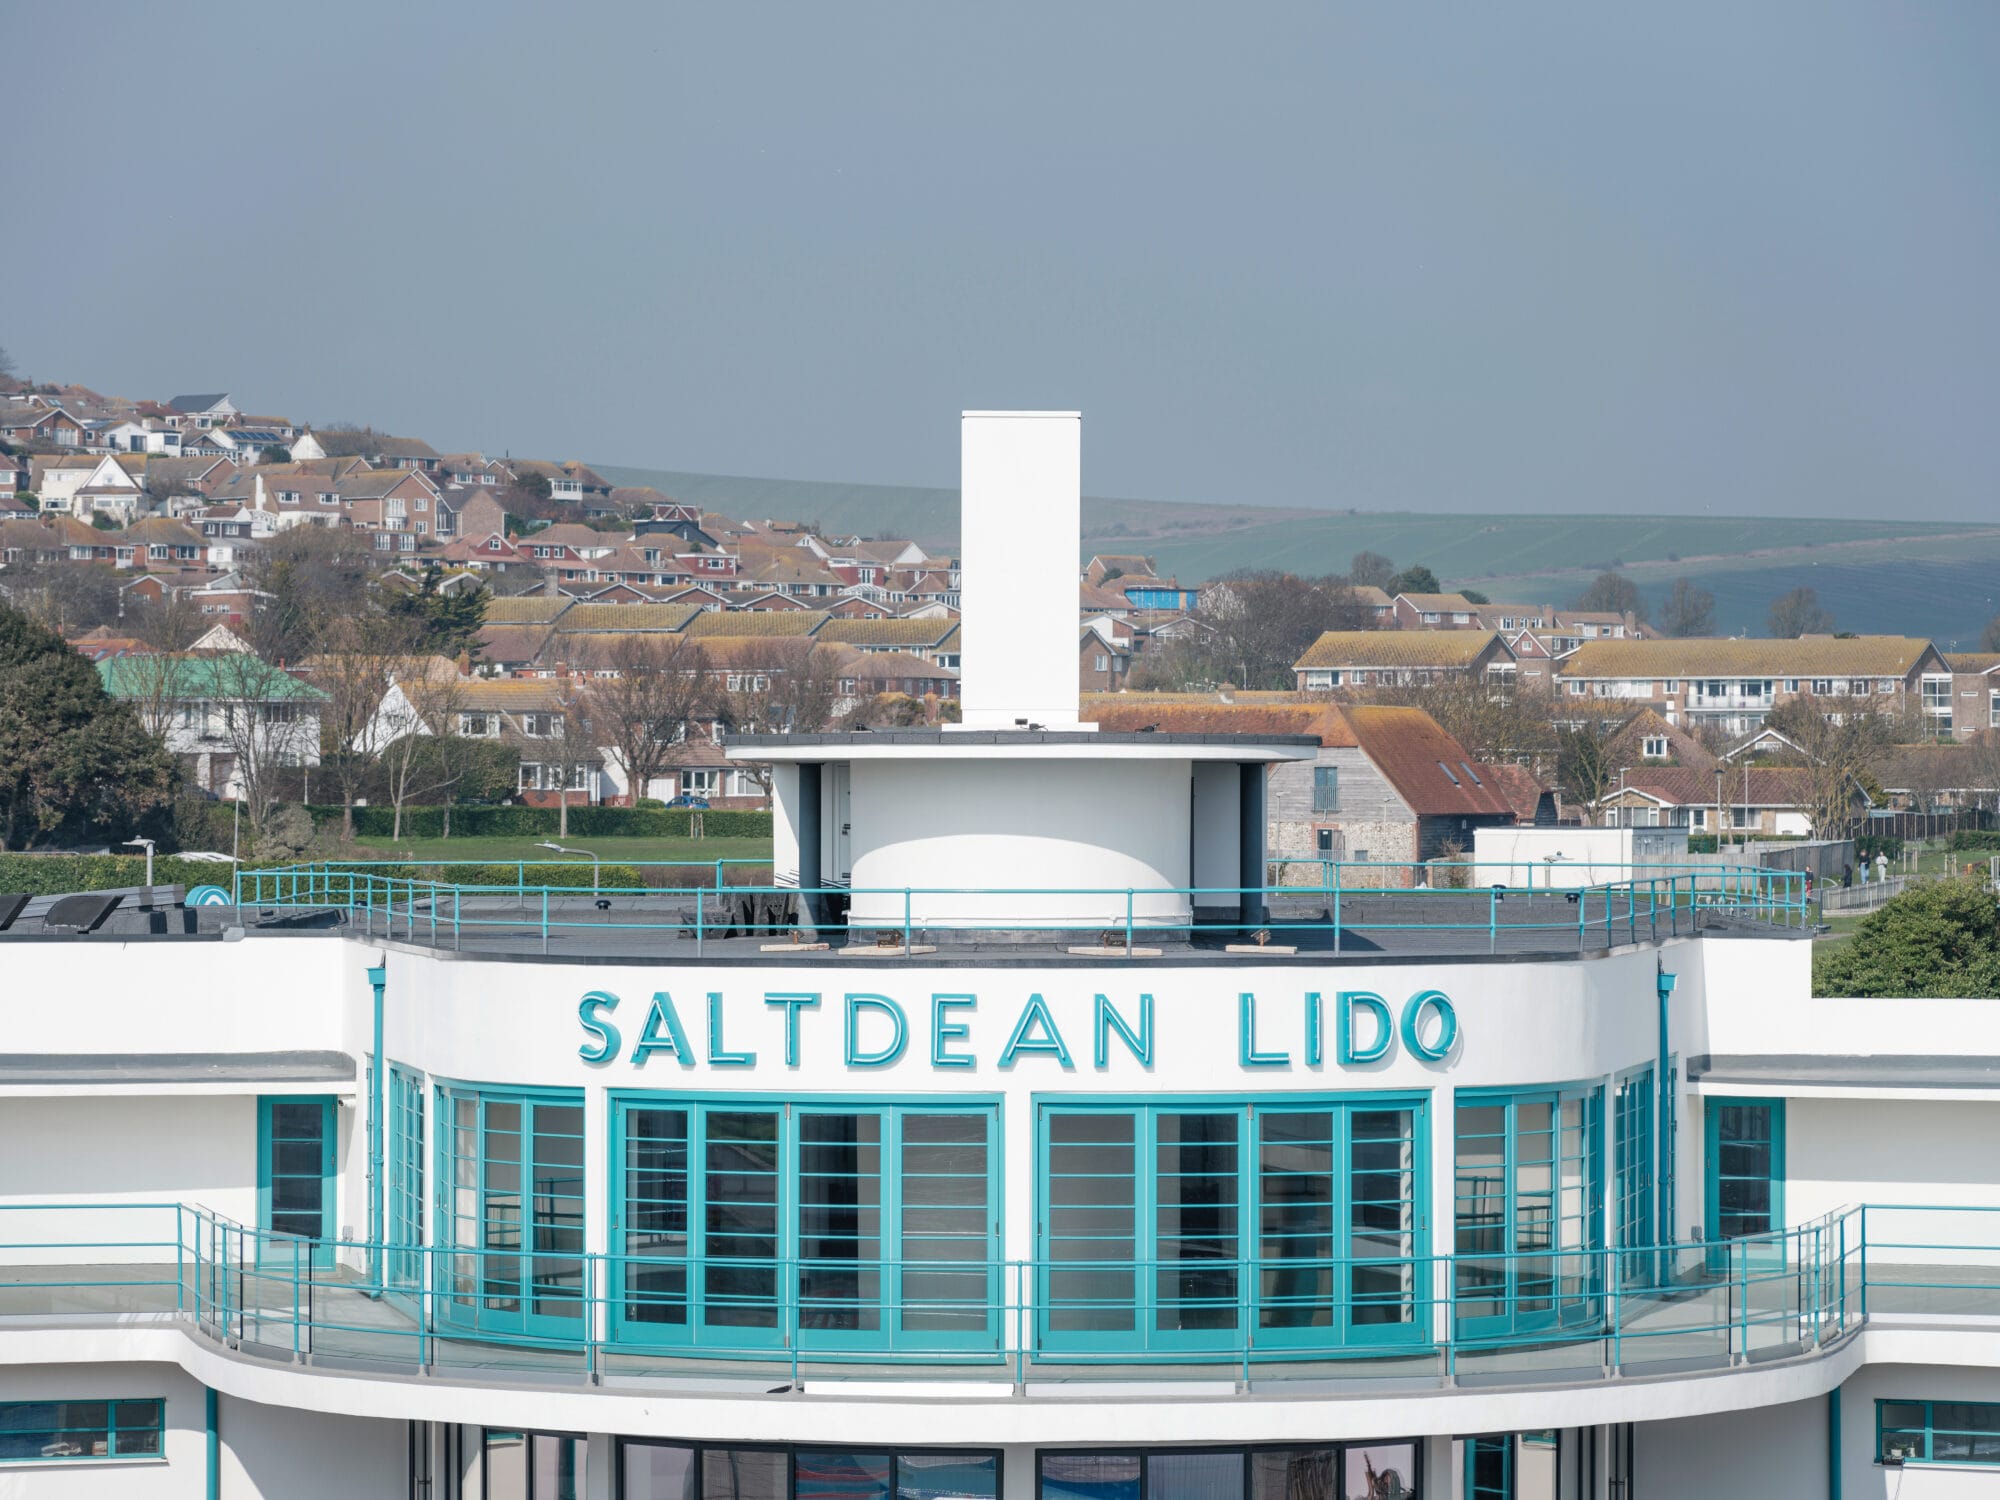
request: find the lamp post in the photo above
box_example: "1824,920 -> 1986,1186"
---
124,836 -> 155,887
536,840 -> 601,894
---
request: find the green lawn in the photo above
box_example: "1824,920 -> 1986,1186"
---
336,834 -> 773,867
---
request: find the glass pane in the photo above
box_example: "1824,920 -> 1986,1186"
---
798,1114 -> 882,1331
532,1103 -> 586,1319
797,1451 -> 892,1500
624,1443 -> 698,1500
1148,1451 -> 1244,1500
704,1111 -> 781,1328
532,1434 -> 587,1500
899,1454 -> 999,1500
1259,1112 -> 1333,1330
484,1433 -> 528,1500
1347,1444 -> 1419,1500
703,1448 -> 789,1500
1248,1448 -> 1336,1500
626,1109 -> 691,1326
1351,1109 -> 1414,1326
1048,1115 -> 1136,1332
1157,1112 -> 1238,1333
901,1113 -> 992,1333
1041,1453 -> 1140,1500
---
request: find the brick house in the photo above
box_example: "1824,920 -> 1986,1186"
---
1293,630 -> 1518,692
1945,654 -> 2000,739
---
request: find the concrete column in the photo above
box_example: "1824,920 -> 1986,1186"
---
1238,763 -> 1268,931
586,1433 -> 616,1500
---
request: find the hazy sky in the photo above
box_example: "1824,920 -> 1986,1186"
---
7,2 -> 1997,519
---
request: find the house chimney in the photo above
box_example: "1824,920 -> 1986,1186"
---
253,473 -> 268,512
956,411 -> 1087,731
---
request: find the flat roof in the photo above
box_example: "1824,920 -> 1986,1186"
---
724,729 -> 1322,764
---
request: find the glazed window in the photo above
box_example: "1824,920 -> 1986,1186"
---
483,1430 -> 586,1499
1039,1100 -> 1425,1354
614,1099 -> 999,1352
1613,1068 -> 1654,1279
387,1064 -> 425,1287
1037,1445 -> 1419,1500
1878,1400 -> 2000,1466
619,1443 -> 1000,1500
1705,1098 -> 1783,1244
1454,1085 -> 1604,1337
0,1399 -> 164,1462
259,1096 -> 335,1265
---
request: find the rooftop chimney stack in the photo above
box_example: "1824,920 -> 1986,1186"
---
956,411 -> 1088,732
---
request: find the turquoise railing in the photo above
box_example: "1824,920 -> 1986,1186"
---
4,1200 -> 1984,1389
228,860 -> 1809,954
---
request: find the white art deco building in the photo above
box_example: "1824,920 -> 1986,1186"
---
1,414 -> 1995,1499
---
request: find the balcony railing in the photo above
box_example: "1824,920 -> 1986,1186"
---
227,860 -> 1810,957
0,1203 -> 1988,1392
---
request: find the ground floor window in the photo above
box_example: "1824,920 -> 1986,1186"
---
1463,1432 -> 1559,1499
0,1399 -> 163,1462
622,1442 -> 1000,1500
614,1097 -> 1000,1350
1038,1443 -> 1419,1500
1704,1098 -> 1784,1243
259,1095 -> 335,1262
436,1085 -> 585,1336
1038,1098 -> 1427,1353
1454,1085 -> 1603,1336
484,1430 -> 587,1499
1879,1399 -> 2000,1466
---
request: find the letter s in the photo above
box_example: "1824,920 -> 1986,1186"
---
578,990 -> 622,1065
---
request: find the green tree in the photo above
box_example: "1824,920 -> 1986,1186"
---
1813,878 -> 2000,997
1574,572 -> 1646,623
259,445 -> 291,465
1459,589 -> 1490,605
1660,577 -> 1716,638
0,603 -> 176,848
1767,586 -> 1834,639
385,566 -> 488,658
1386,565 -> 1439,596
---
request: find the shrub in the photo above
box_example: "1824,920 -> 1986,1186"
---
300,804 -> 773,841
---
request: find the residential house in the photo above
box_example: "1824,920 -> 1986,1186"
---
1600,767 -> 1868,837
1347,586 -> 1395,626
95,420 -> 185,456
1945,654 -> 2000,739
631,501 -> 716,548
1086,696 -> 1522,885
1082,554 -> 1156,587
142,455 -> 237,504
374,676 -> 599,805
166,394 -> 238,427
1553,637 -> 1954,737
1293,630 -> 1518,692
815,616 -> 961,668
0,405 -> 85,447
1079,624 -> 1131,692
1391,592 -> 1483,630
97,652 -> 323,800
840,650 -> 960,703
314,430 -> 442,472
511,459 -> 613,508
31,454 -> 146,522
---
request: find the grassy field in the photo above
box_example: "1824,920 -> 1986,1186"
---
339,834 -> 773,868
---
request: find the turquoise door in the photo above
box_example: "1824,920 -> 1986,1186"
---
438,1089 -> 585,1343
258,1096 -> 336,1270
1705,1098 -> 1785,1271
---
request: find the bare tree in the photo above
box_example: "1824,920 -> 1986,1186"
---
127,589 -> 204,652
1197,572 -> 1374,688
204,650 -> 323,835
1763,698 -> 1897,836
1370,677 -> 1561,773
1961,730 -> 2000,815
543,672 -> 600,838
715,641 -> 853,798
311,616 -> 423,842
1767,587 -> 1834,639
1556,721 -> 1621,825
588,636 -> 715,804
378,668 -> 469,842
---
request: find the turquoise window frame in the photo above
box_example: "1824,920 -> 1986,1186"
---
608,1093 -> 1004,1356
0,1398 -> 165,1463
1877,1398 -> 2000,1466
1613,1066 -> 1654,1279
1453,1084 -> 1604,1341
1464,1434 -> 1513,1498
1704,1097 -> 1784,1266
1660,1055 -> 1678,1249
1034,1094 -> 1431,1359
387,1064 -> 425,1290
257,1095 -> 336,1268
432,1081 -> 587,1342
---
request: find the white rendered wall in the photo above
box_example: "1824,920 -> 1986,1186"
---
1786,1099 -> 2000,1262
844,757 -> 1195,926
1633,1393 -> 1828,1499
957,412 -> 1083,730
1189,761 -> 1240,895
1837,1363 -> 2000,1498
0,1361 -> 204,1500
216,1389 -> 403,1499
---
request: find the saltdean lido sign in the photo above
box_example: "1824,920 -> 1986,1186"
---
577,988 -> 1458,1071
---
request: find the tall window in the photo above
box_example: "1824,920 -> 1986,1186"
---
484,1431 -> 587,1500
1312,766 -> 1339,812
436,1086 -> 585,1336
1613,1068 -> 1654,1277
1454,1086 -> 1603,1336
1039,1100 -> 1426,1353
616,1099 -> 999,1351
259,1096 -> 335,1264
388,1065 -> 425,1287
1705,1099 -> 1783,1244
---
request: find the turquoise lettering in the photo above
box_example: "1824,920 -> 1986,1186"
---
707,991 -> 756,1067
845,994 -> 908,1067
763,992 -> 820,1067
1402,989 -> 1458,1062
631,992 -> 694,1067
1338,991 -> 1393,1065
999,993 -> 1073,1069
1093,992 -> 1153,1068
1239,992 -> 1289,1067
932,994 -> 977,1069
1304,991 -> 1324,1066
577,990 -> 621,1065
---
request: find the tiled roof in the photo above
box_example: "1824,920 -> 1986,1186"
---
1395,592 -> 1479,612
526,523 -> 622,549
1475,762 -> 1553,823
684,610 -> 829,639
483,596 -> 574,625
1342,706 -> 1519,819
815,617 -> 957,648
846,651 -> 958,680
1616,768 -> 1822,807
1945,653 -> 2000,675
315,431 -> 439,460
1348,586 -> 1394,608
554,603 -> 701,633
98,655 -> 325,701
474,624 -> 556,662
1557,637 -> 1940,679
457,679 -> 567,711
1293,631 -> 1505,671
